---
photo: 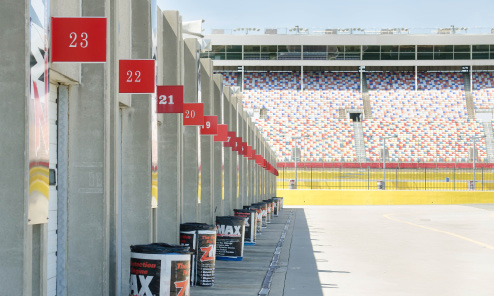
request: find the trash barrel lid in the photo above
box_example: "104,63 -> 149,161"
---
180,222 -> 216,231
131,243 -> 192,254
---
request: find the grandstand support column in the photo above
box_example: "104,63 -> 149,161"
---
232,93 -> 239,210
301,65 -> 304,91
241,65 -> 245,93
213,74 -> 224,218
199,58 -> 215,223
223,86 -> 233,215
415,66 -> 418,91
158,10 -> 183,244
118,1 -> 154,294
182,39 -> 200,223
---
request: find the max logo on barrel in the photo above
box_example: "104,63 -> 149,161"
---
216,224 -> 241,236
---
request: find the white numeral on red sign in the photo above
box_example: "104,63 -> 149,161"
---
158,95 -> 174,105
206,121 -> 211,128
185,110 -> 196,119
69,32 -> 88,48
126,70 -> 141,83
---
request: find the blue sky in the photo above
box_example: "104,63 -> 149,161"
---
158,0 -> 493,33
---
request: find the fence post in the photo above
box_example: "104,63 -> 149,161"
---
339,166 -> 342,189
482,167 -> 484,191
283,166 -> 285,189
425,167 -> 427,191
454,166 -> 456,191
395,168 -> 398,190
311,166 -> 313,190
368,167 -> 370,190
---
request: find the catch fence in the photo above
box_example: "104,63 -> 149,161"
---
277,163 -> 494,191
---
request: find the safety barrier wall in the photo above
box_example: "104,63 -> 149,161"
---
278,189 -> 494,205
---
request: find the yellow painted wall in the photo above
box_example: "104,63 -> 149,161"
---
278,189 -> 494,205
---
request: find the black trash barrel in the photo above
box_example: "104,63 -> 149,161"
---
263,199 -> 274,223
252,202 -> 268,228
180,223 -> 216,286
234,209 -> 257,245
215,216 -> 245,261
248,204 -> 263,234
130,243 -> 192,296
272,198 -> 280,216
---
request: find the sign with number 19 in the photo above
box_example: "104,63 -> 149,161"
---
157,85 -> 183,113
200,116 -> 218,135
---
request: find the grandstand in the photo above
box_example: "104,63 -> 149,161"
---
206,31 -> 494,167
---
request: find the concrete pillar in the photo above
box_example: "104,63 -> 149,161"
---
247,118 -> 253,205
231,93 -> 239,210
236,101 -> 244,208
213,74 -> 224,218
158,10 -> 183,244
182,38 -> 200,223
200,58 -> 215,224
60,0 -> 111,294
239,109 -> 247,206
0,1 -> 30,294
119,1 -> 153,294
223,87 -> 233,215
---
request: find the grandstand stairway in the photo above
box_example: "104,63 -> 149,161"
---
482,121 -> 494,162
353,121 -> 367,162
463,72 -> 476,119
361,73 -> 372,119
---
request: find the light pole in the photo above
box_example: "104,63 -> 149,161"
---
293,135 -> 308,189
381,135 -> 398,190
470,135 -> 486,190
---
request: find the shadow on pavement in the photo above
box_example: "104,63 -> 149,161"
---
283,208 -> 325,296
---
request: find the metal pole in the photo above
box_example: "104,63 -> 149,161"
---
383,138 -> 386,188
295,141 -> 297,188
473,138 -> 476,190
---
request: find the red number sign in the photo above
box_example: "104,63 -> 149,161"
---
51,17 -> 107,62
249,149 -> 256,160
200,116 -> 218,135
232,137 -> 242,152
119,59 -> 155,93
244,146 -> 252,158
214,125 -> 228,142
224,132 -> 236,148
240,142 -> 248,156
157,85 -> 183,113
183,103 -> 204,126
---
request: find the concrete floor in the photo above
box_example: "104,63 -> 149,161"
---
285,205 -> 494,296
190,204 -> 494,295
